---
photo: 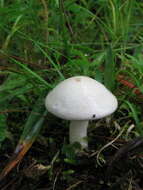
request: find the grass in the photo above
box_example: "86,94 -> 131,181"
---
1,0 -> 143,189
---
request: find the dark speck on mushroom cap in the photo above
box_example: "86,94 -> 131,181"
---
75,78 -> 81,82
45,76 -> 118,120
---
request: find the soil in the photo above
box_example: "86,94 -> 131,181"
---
0,119 -> 143,190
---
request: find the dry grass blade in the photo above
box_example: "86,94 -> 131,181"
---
65,180 -> 84,190
0,141 -> 32,181
0,96 -> 47,181
96,126 -> 126,165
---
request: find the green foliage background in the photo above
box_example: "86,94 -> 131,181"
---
1,1 -> 143,183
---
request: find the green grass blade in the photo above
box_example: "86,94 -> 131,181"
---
10,57 -> 53,89
125,100 -> 143,135
0,112 -> 7,146
104,46 -> 116,91
20,93 -> 47,142
34,43 -> 65,80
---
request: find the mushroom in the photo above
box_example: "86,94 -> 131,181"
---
45,76 -> 118,148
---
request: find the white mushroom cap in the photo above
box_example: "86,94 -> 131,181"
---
45,76 -> 118,120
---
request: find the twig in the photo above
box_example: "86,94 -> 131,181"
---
65,180 -> 83,190
96,127 -> 126,165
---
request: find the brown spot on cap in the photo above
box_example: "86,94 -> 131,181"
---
75,78 -> 81,82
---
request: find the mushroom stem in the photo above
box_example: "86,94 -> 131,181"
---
69,120 -> 88,148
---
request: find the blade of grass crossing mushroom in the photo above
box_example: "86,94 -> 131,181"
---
0,95 -> 47,181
